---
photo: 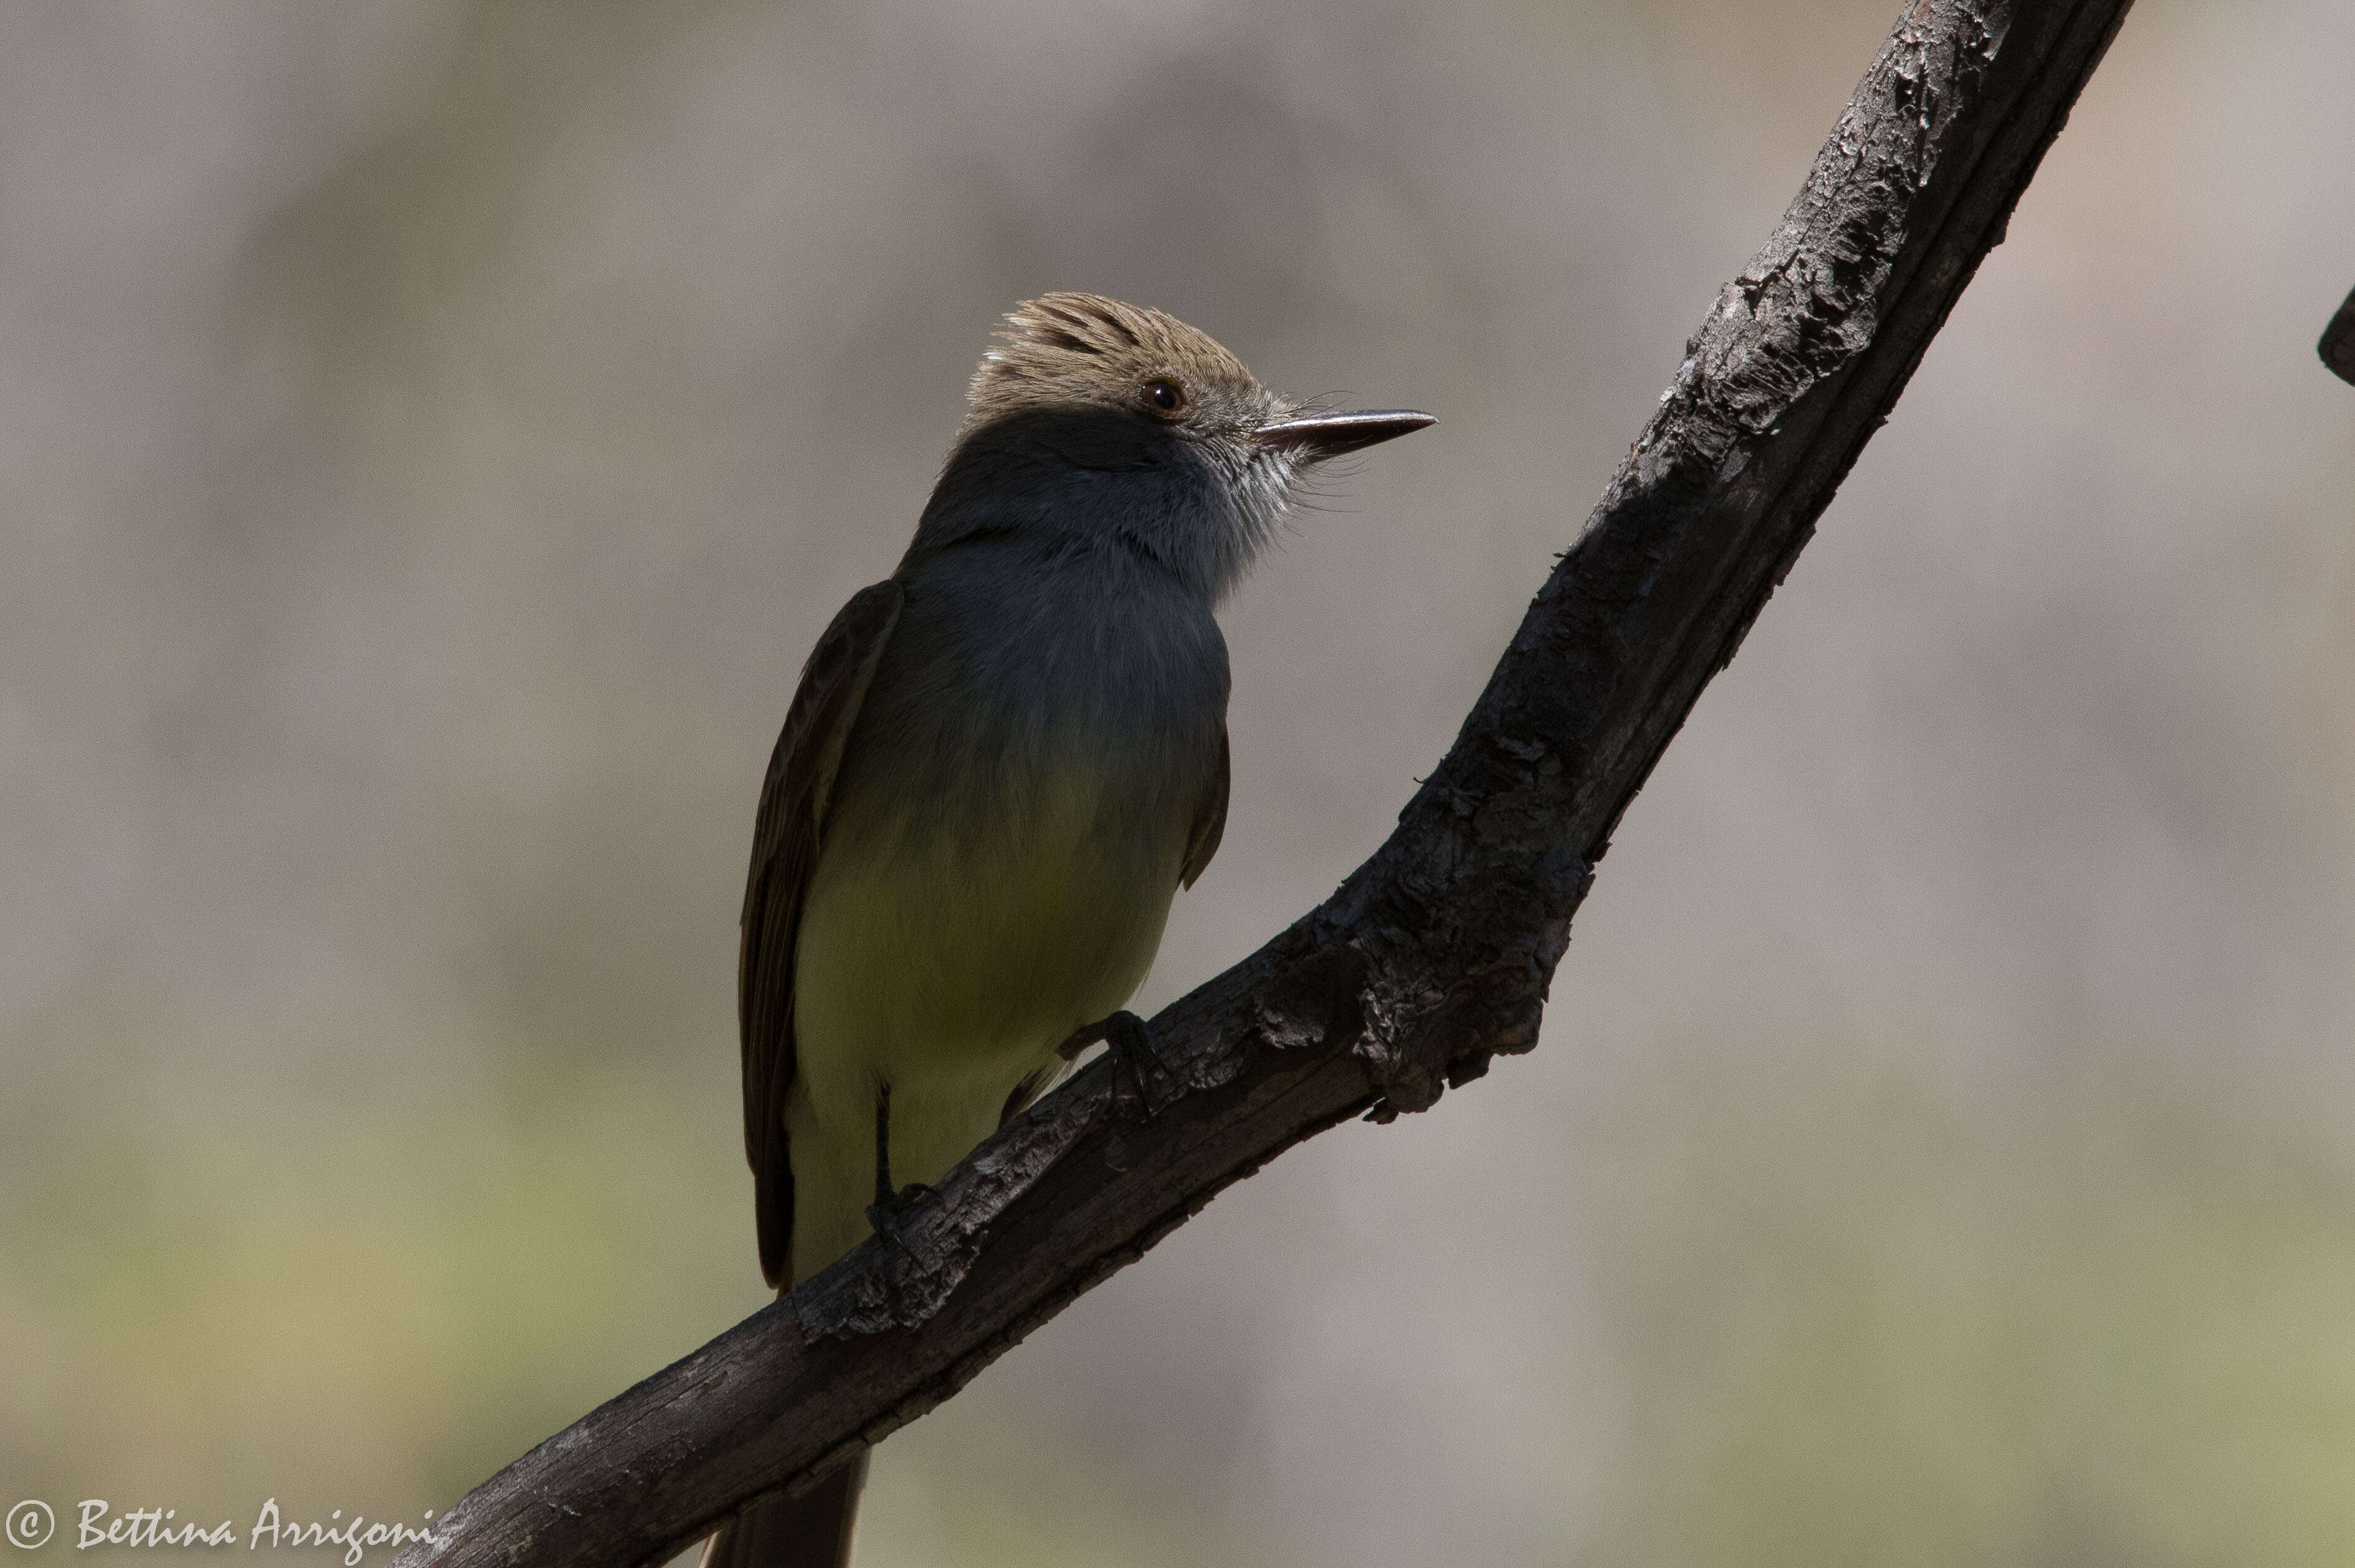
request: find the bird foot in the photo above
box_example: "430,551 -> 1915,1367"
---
865,1182 -> 936,1254
1061,1009 -> 1172,1119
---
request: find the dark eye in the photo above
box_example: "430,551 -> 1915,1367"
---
1141,378 -> 1186,414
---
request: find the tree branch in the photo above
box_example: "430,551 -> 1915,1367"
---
2322,285 -> 2355,385
393,3 -> 2135,1564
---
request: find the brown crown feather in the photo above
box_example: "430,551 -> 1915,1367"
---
963,292 -> 1282,433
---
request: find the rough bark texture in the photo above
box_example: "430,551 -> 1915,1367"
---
2323,286 -> 2355,385
393,3 -> 2136,1565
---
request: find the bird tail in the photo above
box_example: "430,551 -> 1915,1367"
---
697,1452 -> 869,1568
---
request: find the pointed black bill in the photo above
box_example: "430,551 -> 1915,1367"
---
1255,408 -> 1437,459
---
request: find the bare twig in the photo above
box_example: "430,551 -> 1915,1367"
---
393,3 -> 2136,1564
2322,286 -> 2355,385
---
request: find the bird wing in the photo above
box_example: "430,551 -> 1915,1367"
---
1179,723 -> 1229,890
740,579 -> 904,1289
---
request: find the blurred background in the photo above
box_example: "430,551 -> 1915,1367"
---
4,0 -> 2353,1562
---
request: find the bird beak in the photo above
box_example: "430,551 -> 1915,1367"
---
1254,408 -> 1437,459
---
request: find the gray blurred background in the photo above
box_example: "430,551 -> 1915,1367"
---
4,1 -> 2354,1562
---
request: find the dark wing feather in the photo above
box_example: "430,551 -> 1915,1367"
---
740,579 -> 903,1289
1179,724 -> 1229,890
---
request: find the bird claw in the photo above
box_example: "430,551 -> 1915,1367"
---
1100,1010 -> 1172,1119
866,1182 -> 935,1254
1057,1010 -> 1175,1118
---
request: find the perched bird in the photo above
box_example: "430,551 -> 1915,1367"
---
704,294 -> 1432,1568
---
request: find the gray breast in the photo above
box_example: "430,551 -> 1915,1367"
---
791,531 -> 1227,1101
836,533 -> 1231,837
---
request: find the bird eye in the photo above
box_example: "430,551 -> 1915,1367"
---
1141,378 -> 1186,414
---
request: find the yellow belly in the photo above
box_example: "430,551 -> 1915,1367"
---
783,762 -> 1184,1283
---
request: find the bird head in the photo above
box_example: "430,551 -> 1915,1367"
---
912,293 -> 1434,602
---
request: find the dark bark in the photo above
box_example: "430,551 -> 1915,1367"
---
2323,286 -> 2355,385
392,3 -> 2136,1565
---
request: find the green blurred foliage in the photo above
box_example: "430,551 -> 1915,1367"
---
1580,1044 -> 2355,1566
